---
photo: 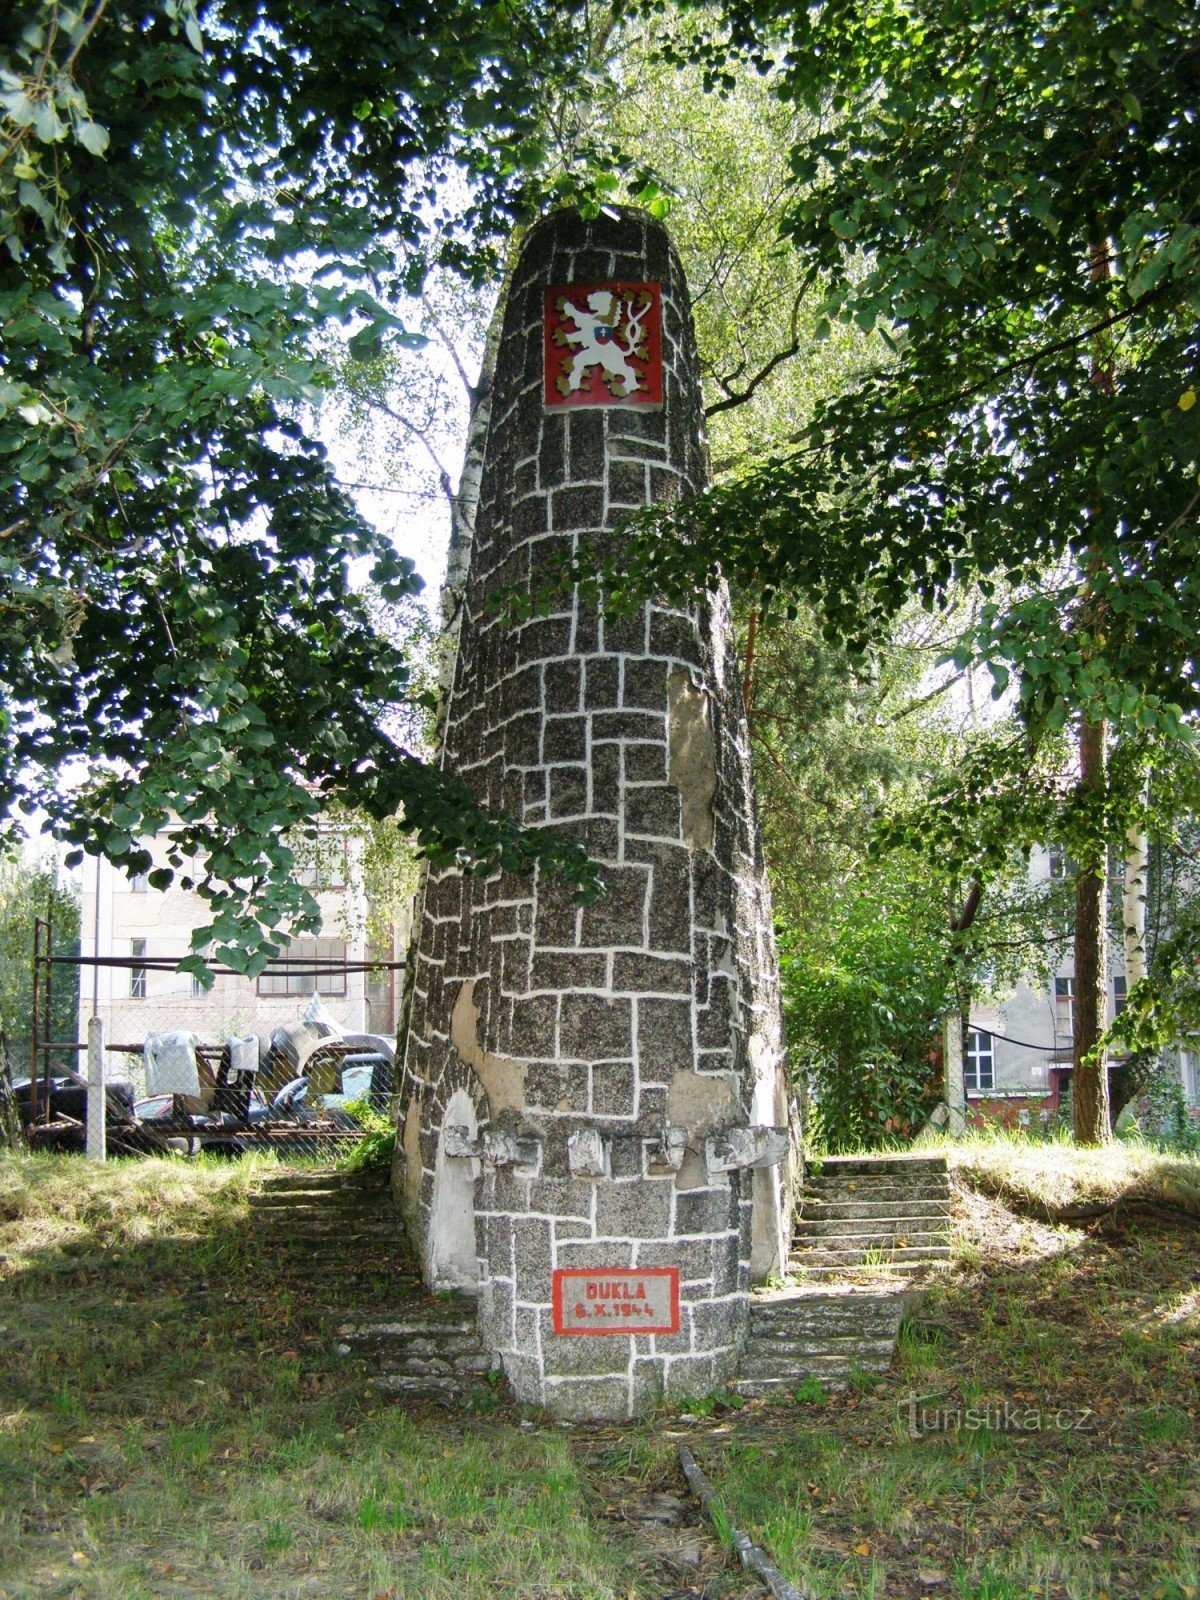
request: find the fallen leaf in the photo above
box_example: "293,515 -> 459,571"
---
46,1443 -> 63,1454
918,1574 -> 947,1589
854,1541 -> 871,1556
71,1551 -> 88,1568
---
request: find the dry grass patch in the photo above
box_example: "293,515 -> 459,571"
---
704,1184 -> 1199,1600
947,1137 -> 1200,1220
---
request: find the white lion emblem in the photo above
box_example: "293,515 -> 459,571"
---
555,288 -> 653,400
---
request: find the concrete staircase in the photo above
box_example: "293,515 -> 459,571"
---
789,1154 -> 952,1279
248,1169 -> 497,1401
334,1300 -> 497,1399
731,1153 -> 952,1400
248,1169 -> 421,1305
732,1283 -> 923,1399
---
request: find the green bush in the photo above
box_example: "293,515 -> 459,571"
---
781,856 -> 948,1151
339,1098 -> 396,1174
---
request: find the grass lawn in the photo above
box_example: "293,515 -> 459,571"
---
946,1134 -> 1200,1220
1,1147 -> 1197,1600
696,1169 -> 1200,1600
0,1155 -> 688,1600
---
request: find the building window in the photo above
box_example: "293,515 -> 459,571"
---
130,938 -> 147,1000
965,1029 -> 995,1094
294,837 -> 348,890
1182,1052 -> 1199,1107
256,937 -> 347,998
1048,846 -> 1067,879
1113,974 -> 1127,1016
130,871 -> 149,893
1054,976 -> 1075,1014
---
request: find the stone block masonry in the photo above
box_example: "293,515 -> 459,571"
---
394,206 -> 793,1420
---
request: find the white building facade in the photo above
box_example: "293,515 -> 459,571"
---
77,828 -> 400,1061
963,845 -> 1199,1126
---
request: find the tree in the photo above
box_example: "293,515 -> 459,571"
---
0,850 -> 78,1074
1,0 -> 614,977
748,601 -> 1069,1147
597,0 -> 1200,1143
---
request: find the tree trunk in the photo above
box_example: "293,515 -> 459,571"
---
1072,238 -> 1115,1146
1122,818 -> 1149,989
1107,814 -> 1151,1124
1072,717 -> 1111,1144
431,273 -> 510,753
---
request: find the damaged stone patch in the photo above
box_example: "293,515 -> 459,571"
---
451,978 -> 527,1116
668,669 -> 716,851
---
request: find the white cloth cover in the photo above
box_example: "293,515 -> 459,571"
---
271,1020 -> 322,1074
143,1031 -> 200,1097
301,993 -> 343,1037
226,1035 -> 258,1077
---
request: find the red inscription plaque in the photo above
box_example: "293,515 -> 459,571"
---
552,1267 -> 680,1335
544,282 -> 664,409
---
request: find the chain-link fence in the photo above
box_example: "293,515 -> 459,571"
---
22,947 -> 401,1161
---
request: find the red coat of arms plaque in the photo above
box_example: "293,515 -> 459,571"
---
544,282 -> 664,409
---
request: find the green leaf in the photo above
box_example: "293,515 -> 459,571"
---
73,120 -> 109,156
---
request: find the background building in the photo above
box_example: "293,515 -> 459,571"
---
77,827 -> 405,1088
964,845 -> 1198,1125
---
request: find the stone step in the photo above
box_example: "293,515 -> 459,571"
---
789,1242 -> 952,1269
800,1197 -> 952,1221
337,1316 -> 479,1341
738,1349 -> 894,1382
330,1295 -> 497,1402
249,1193 -> 394,1212
749,1288 -> 908,1319
371,1373 -> 468,1397
801,1183 -> 950,1207
253,1171 -> 387,1192
248,1220 -> 402,1242
250,1208 -> 399,1226
794,1221 -> 949,1246
369,1348 -> 497,1377
743,1333 -> 897,1364
811,1155 -> 948,1176
340,1336 -> 483,1363
749,1305 -> 899,1339
731,1374 -> 854,1399
788,1262 -> 937,1282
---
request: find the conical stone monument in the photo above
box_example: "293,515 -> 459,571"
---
394,207 -> 795,1419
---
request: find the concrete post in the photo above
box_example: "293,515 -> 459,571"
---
943,1010 -> 966,1137
86,1015 -> 106,1163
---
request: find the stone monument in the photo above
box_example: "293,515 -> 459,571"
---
394,206 -> 795,1419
